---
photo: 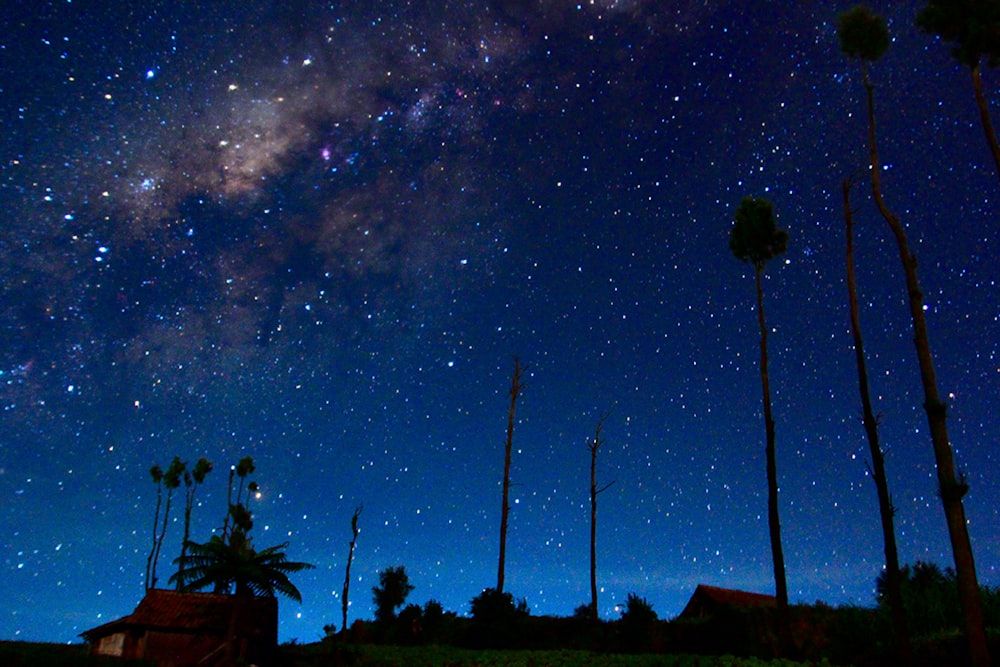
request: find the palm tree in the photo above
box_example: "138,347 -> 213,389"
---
728,196 -> 789,630
839,7 -> 989,666
146,457 -> 185,590
145,464 -> 165,591
170,531 -> 312,665
176,457 -> 213,590
169,530 -> 314,601
917,0 -> 1000,182
222,456 -> 257,542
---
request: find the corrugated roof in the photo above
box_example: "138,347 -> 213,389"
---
128,590 -> 235,631
677,584 -> 777,619
693,584 -> 776,608
81,589 -> 276,639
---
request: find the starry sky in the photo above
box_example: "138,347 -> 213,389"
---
2,0 -> 998,645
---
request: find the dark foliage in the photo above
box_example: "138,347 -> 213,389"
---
417,599 -> 459,645
372,565 -> 415,623
838,5 -> 890,62
169,530 -> 313,600
466,588 -> 530,648
877,560 -> 1000,638
728,197 -> 789,270
310,563 -> 1000,663
917,0 -> 1000,68
616,593 -> 659,652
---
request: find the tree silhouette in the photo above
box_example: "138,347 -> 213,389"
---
145,463 -> 165,591
618,593 -> 658,652
917,0 -> 1000,181
878,561 -> 962,638
469,588 -> 529,649
497,356 -> 525,594
222,455 -> 257,542
843,176 -> 911,664
587,412 -> 614,621
170,530 -> 313,601
145,456 -> 185,590
728,195 -> 789,633
341,505 -> 362,634
176,457 -> 213,590
839,7 -> 988,665
372,565 -> 414,623
152,455 -> 313,666
170,529 -> 313,666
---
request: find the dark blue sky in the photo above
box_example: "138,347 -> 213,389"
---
2,0 -> 998,644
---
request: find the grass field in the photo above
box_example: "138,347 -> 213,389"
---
0,641 -> 152,666
1,641 -> 831,666
283,642 -> 832,666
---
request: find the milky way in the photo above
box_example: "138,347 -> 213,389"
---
2,0 -> 998,644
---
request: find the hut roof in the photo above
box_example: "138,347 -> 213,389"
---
81,589 -> 272,640
678,584 -> 776,619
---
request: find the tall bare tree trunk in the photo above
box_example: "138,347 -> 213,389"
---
342,506 -> 362,634
843,177 -> 912,665
862,65 -> 989,667
497,357 -> 524,594
589,422 -> 600,620
755,265 -> 788,629
178,493 -> 193,591
145,480 -> 163,591
222,467 -> 235,543
588,414 -> 613,621
150,488 -> 174,590
971,65 -> 1000,184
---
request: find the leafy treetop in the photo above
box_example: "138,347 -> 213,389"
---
838,5 -> 890,63
728,196 -> 789,271
917,0 -> 1000,69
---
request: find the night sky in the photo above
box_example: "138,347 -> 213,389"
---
2,0 -> 998,645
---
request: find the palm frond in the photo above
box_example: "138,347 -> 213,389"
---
169,535 -> 313,601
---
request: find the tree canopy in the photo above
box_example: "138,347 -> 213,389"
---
838,5 -> 890,63
728,196 -> 789,270
169,531 -> 314,602
372,565 -> 415,622
917,0 -> 1000,68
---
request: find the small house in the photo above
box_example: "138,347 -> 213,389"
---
81,589 -> 277,667
678,584 -> 776,620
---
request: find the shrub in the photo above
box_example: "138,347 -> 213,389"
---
467,588 -> 530,648
617,593 -> 659,652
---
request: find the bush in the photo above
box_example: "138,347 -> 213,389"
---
466,588 -> 530,648
617,593 -> 659,652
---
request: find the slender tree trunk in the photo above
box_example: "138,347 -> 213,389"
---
862,65 -> 989,667
342,506 -> 362,634
970,64 -> 1000,184
150,489 -> 173,590
843,178 -> 912,665
177,485 -> 196,590
177,503 -> 191,590
589,427 -> 599,621
755,265 -> 788,630
145,485 -> 163,590
497,357 -> 524,594
587,415 -> 614,622
222,467 -> 235,542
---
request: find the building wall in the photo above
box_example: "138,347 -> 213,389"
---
92,632 -> 125,656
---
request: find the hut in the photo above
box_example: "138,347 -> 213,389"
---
80,589 -> 277,666
678,584 -> 776,620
